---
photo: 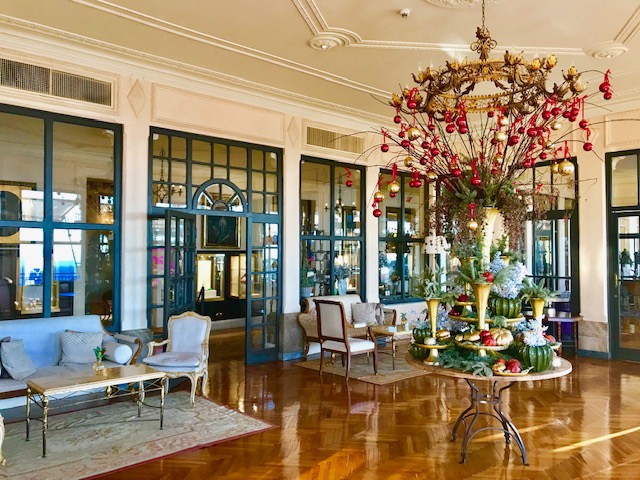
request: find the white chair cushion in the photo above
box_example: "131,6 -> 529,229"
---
322,338 -> 374,353
102,341 -> 132,365
143,351 -> 200,368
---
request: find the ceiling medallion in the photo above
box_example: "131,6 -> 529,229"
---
308,34 -> 347,51
587,41 -> 629,59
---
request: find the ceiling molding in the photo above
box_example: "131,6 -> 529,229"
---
615,4 -> 640,45
0,14 -> 391,125
423,0 -> 481,8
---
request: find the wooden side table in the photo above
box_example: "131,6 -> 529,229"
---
546,314 -> 582,354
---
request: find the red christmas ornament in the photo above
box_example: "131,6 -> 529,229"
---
419,157 -> 428,165
599,82 -> 610,93
539,152 -> 548,160
583,142 -> 593,151
527,128 -> 538,137
389,191 -> 397,198
445,124 -> 456,134
407,99 -> 417,110
398,130 -> 406,138
604,91 -> 613,100
430,148 -> 439,157
523,158 -> 533,168
542,110 -> 552,120
551,107 -> 561,116
373,208 -> 382,217
421,140 -> 429,149
401,139 -> 410,148
579,119 -> 589,129
346,179 -> 353,187
427,123 -> 436,132
517,126 -> 525,135
393,115 -> 402,124
487,111 -> 495,118
452,167 -> 462,177
470,176 -> 481,186
380,144 -> 389,152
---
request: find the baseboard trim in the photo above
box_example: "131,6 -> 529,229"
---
577,349 -> 610,359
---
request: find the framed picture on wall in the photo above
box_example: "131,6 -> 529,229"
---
203,215 -> 238,248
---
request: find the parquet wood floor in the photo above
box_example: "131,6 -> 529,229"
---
97,340 -> 640,479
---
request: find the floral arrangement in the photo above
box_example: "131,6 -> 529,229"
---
94,346 -> 106,362
488,253 -> 528,299
520,278 -> 559,305
334,265 -> 351,280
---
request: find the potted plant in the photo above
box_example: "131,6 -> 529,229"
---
620,248 -> 634,277
520,278 -> 559,319
301,260 -> 315,298
334,264 -> 351,295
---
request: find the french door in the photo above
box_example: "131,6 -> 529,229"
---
163,210 -> 197,334
610,213 -> 640,360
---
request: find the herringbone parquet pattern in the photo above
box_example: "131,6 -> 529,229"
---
99,335 -> 640,480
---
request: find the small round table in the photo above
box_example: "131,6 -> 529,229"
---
406,354 -> 572,465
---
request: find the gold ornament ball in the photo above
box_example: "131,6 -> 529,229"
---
558,159 -> 575,176
407,126 -> 421,141
499,117 -> 509,127
373,190 -> 385,202
550,162 -> 560,175
494,131 -> 507,142
551,120 -> 562,131
426,170 -> 438,181
467,219 -> 478,230
403,156 -> 414,168
388,181 -> 401,193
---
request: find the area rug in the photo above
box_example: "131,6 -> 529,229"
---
0,392 -> 274,480
296,351 -> 428,385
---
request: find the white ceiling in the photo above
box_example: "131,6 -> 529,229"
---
0,0 -> 639,121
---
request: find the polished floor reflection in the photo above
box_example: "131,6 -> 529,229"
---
99,345 -> 640,480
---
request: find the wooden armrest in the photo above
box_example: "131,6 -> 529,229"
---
147,339 -> 169,356
114,333 -> 143,364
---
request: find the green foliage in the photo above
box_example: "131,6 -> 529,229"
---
620,248 -> 633,266
438,348 -> 496,377
415,267 -> 447,300
520,278 -> 559,304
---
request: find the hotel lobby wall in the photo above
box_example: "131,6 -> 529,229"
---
0,32 -> 632,359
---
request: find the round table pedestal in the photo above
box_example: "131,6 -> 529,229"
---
452,379 -> 527,464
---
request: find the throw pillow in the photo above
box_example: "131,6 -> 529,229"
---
352,303 -> 379,326
0,339 -> 36,381
0,336 -> 10,379
59,331 -> 104,366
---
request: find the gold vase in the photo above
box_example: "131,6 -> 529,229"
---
425,298 -> 442,365
481,208 -> 501,267
530,297 -> 545,320
471,282 -> 493,357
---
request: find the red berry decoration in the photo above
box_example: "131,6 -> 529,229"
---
579,119 -> 589,129
517,126 -> 525,134
459,126 -> 469,134
583,142 -> 593,151
398,130 -> 406,138
419,157 -> 428,165
421,140 -> 429,149
381,144 -> 389,152
523,159 -> 533,168
508,135 -> 519,146
446,124 -> 456,134
488,111 -> 495,118
542,110 -> 552,120
551,107 -> 561,116
431,148 -> 439,157
452,167 -> 462,177
407,99 -> 417,109
604,91 -> 613,100
527,128 -> 538,137
599,81 -> 610,93
539,152 -> 548,160
401,140 -> 410,148
393,115 -> 402,124
373,208 -> 382,217
470,176 -> 481,186
346,179 -> 353,187
482,271 -> 494,282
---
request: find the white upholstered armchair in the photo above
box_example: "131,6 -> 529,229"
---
143,311 -> 212,406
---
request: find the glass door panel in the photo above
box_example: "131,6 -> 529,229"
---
615,215 -> 640,356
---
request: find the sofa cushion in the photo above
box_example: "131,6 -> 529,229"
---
0,339 -> 36,380
309,294 -> 362,324
0,336 -> 10,379
59,331 -> 104,365
102,341 -> 133,365
143,351 -> 199,368
352,303 -> 385,326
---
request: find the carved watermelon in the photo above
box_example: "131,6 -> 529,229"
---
491,297 -> 522,318
518,343 -> 553,372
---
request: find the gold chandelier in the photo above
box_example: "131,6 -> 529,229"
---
372,0 -> 612,220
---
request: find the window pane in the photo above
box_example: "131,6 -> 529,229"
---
192,140 -> 211,163
302,239 -> 330,296
334,240 -> 360,296
252,150 -> 264,170
213,144 -> 227,165
612,154 -> 638,207
192,163 -> 212,188
0,113 -> 44,222
379,240 -> 399,298
52,229 -> 114,317
301,162 -> 330,235
230,146 -> 247,169
53,122 -> 114,224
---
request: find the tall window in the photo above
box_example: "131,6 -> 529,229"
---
378,170 -> 430,301
521,160 -> 579,314
300,157 -> 365,299
0,104 -> 121,328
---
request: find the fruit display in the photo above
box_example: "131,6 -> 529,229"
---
517,342 -> 554,372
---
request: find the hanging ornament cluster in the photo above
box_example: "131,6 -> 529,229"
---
372,0 -> 613,219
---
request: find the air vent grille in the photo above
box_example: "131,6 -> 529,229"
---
0,58 -> 112,106
306,126 -> 364,154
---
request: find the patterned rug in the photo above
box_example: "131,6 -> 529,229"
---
296,350 -> 428,385
0,392 -> 274,480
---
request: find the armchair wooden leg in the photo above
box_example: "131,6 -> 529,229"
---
189,376 -> 197,406
201,370 -> 209,396
341,354 -> 345,367
319,349 -> 324,376
345,354 -> 351,382
373,350 -> 378,375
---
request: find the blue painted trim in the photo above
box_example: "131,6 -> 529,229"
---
577,349 -> 610,359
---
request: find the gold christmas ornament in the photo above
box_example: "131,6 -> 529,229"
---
407,126 -> 422,141
558,159 -> 575,176
403,156 -> 414,168
373,190 -> 385,202
388,180 -> 401,193
550,162 -> 560,175
467,219 -> 478,230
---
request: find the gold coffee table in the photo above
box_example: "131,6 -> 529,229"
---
26,364 -> 167,458
368,325 -> 412,369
